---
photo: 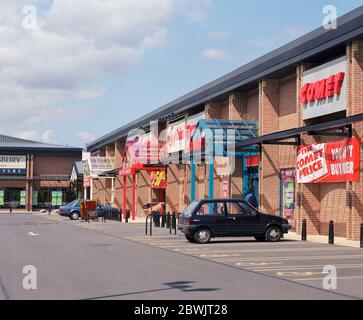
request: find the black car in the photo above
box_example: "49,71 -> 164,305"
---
178,199 -> 291,244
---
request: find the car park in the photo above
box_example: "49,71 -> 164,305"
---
178,199 -> 291,244
59,200 -> 119,220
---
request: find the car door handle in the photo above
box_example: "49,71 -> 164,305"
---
228,217 -> 236,221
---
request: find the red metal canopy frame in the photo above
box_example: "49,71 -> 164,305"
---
118,164 -> 166,221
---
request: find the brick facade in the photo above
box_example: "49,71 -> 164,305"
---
90,40 -> 363,242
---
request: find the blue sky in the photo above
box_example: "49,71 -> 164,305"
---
1,1 -> 362,147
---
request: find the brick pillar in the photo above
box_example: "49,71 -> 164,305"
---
205,102 -> 221,120
259,79 -> 280,214
347,41 -> 363,240
26,155 -> 34,212
295,63 -> 322,235
229,92 -> 246,199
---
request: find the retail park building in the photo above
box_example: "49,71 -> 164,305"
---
85,7 -> 363,241
0,135 -> 82,211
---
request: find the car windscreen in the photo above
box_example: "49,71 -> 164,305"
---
68,200 -> 79,207
182,201 -> 200,217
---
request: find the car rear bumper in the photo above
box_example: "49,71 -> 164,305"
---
178,225 -> 198,236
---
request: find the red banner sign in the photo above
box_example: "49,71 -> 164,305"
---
296,137 -> 360,184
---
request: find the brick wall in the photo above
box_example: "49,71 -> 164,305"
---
347,41 -> 363,240
166,164 -> 179,212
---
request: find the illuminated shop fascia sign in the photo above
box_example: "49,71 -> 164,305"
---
301,56 -> 346,120
0,155 -> 26,175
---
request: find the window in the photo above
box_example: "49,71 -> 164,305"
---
227,202 -> 256,216
197,202 -> 225,216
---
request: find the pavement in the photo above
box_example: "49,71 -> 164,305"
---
0,212 -> 363,300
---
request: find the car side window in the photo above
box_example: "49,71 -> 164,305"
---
227,202 -> 256,216
238,202 -> 256,216
197,202 -> 225,216
227,202 -> 245,216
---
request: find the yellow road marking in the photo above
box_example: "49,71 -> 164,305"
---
213,255 -> 363,262
198,247 -> 352,257
295,275 -> 363,281
251,264 -> 363,272
235,262 -> 283,267
277,271 -> 319,277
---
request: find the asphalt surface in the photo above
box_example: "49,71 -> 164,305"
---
0,213 -> 362,300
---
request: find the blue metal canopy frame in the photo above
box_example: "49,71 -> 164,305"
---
189,119 -> 259,201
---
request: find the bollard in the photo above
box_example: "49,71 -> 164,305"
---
172,213 -> 177,235
301,219 -> 307,241
126,209 -> 130,223
166,213 -> 171,228
360,223 -> 363,249
158,213 -> 161,228
161,212 -> 166,228
329,220 -> 334,245
120,210 -> 123,223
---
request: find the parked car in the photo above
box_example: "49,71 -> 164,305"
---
178,199 -> 291,244
59,200 -> 119,220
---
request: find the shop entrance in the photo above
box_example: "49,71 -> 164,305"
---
243,155 -> 259,206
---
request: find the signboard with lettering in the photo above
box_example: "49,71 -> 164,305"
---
296,137 -> 360,184
301,56 -> 346,120
0,155 -> 26,175
150,171 -> 168,189
52,191 -> 63,206
166,112 -> 205,154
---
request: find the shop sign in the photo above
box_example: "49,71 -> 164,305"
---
280,169 -> 296,230
51,191 -> 63,206
166,112 -> 205,153
296,137 -> 360,184
83,176 -> 92,188
166,119 -> 186,154
301,56 -> 346,120
150,171 -> 168,189
222,176 -> 229,199
246,155 -> 259,167
0,155 -> 26,175
215,157 -> 233,176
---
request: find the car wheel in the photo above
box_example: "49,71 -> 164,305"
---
70,212 -> 80,221
186,236 -> 196,243
255,236 -> 266,242
265,226 -> 282,242
194,228 -> 211,244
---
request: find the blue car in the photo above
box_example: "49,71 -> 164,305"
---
59,200 -> 119,220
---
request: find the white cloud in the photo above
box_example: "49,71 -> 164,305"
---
0,0 -> 213,145
74,131 -> 97,144
201,48 -> 228,61
15,129 -> 57,144
175,0 -> 213,22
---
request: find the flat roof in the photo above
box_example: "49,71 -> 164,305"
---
87,5 -> 363,152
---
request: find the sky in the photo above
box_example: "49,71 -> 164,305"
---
0,0 -> 362,147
